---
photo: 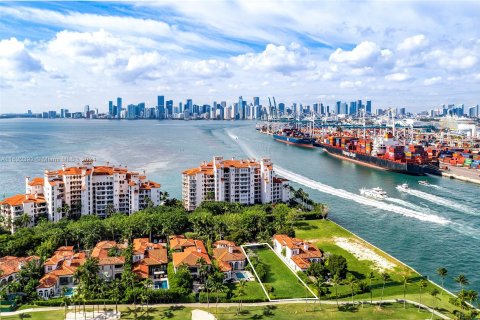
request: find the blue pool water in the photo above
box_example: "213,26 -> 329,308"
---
64,287 -> 75,297
154,280 -> 169,289
236,272 -> 246,279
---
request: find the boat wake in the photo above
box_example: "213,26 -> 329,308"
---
226,129 -> 449,225
400,188 -> 476,215
385,197 -> 428,212
275,167 -> 449,225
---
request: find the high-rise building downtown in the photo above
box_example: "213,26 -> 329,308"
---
116,97 -> 122,119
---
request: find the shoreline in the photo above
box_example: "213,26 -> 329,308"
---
441,171 -> 480,185
327,218 -> 460,300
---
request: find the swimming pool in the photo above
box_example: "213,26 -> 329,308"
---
154,280 -> 169,289
64,287 -> 75,297
235,272 -> 246,279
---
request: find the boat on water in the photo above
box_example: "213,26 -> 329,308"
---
314,132 -> 441,176
273,128 -> 315,148
396,183 -> 410,192
418,180 -> 430,186
359,187 -> 388,200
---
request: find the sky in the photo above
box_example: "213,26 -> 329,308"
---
0,1 -> 479,113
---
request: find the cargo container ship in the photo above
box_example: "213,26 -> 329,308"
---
273,128 -> 316,148
314,133 -> 441,175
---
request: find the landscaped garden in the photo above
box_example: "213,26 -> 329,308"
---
294,219 -> 475,319
245,245 -> 315,300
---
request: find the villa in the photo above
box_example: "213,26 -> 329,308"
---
171,236 -> 211,278
91,241 -> 127,280
0,256 -> 39,285
212,240 -> 247,282
273,234 -> 323,272
132,238 -> 169,289
37,246 -> 86,299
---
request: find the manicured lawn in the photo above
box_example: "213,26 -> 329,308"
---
3,303 -> 444,319
228,280 -> 268,302
249,246 -> 315,300
294,219 -> 461,318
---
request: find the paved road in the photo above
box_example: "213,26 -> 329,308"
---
1,299 -> 450,319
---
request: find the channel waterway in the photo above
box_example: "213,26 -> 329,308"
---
0,119 -> 478,293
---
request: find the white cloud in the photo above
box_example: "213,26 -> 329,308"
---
397,34 -> 428,52
234,43 -> 314,74
429,48 -> 478,71
385,72 -> 411,82
340,80 -> 363,89
423,76 -> 442,86
0,38 -> 43,82
329,41 -> 393,68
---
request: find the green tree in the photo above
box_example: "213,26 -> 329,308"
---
436,267 -> 448,294
313,278 -> 326,311
367,272 -> 375,304
14,213 -> 31,229
211,281 -> 226,315
454,274 -> 469,291
345,275 -> 357,305
379,272 -> 391,307
170,265 -> 193,292
430,288 -> 440,319
331,274 -> 341,309
236,280 -> 247,314
401,275 -> 410,309
418,279 -> 428,312
325,254 -> 348,279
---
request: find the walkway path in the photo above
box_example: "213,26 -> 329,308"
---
2,299 -> 450,319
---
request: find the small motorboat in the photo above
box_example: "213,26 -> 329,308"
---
396,183 -> 409,192
360,187 -> 388,200
418,181 -> 430,186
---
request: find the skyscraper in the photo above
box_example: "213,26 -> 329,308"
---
108,101 -> 113,116
116,97 -> 122,119
157,95 -> 165,119
253,96 -> 260,106
366,100 -> 372,114
335,101 -> 341,114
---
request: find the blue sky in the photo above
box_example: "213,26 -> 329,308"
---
0,1 -> 479,113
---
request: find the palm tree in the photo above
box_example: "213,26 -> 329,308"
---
61,287 -> 70,319
402,275 -> 410,309
345,275 -> 357,305
141,278 -> 153,316
367,272 -> 375,304
14,212 -> 31,229
430,288 -> 440,319
111,280 -> 121,315
211,282 -> 225,315
313,277 -> 325,311
418,279 -> 428,312
331,274 -> 341,308
236,280 -> 247,314
380,272 -> 390,307
436,267 -> 448,294
454,274 -> 469,291
466,289 -> 478,308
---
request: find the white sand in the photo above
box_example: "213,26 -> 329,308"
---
333,237 -> 396,272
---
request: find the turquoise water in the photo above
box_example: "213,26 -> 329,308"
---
154,280 -> 169,289
0,119 -> 479,294
236,271 -> 246,279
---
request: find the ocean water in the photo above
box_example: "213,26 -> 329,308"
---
0,119 -> 479,293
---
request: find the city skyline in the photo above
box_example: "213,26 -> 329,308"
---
1,1 -> 480,113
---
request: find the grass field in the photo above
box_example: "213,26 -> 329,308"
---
2,303 -> 445,319
227,280 -> 268,302
248,245 -> 315,300
294,219 -> 462,318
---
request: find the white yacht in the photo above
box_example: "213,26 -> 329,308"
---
396,183 -> 409,192
418,181 -> 429,186
360,187 -> 388,200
